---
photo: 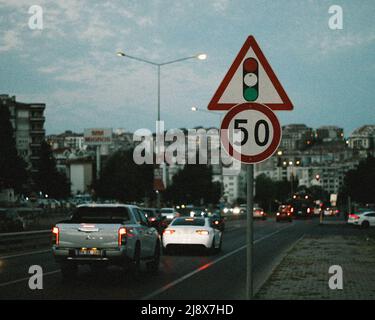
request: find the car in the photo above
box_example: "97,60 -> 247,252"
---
347,211 -> 375,228
162,217 -> 222,254
291,202 -> 314,219
276,205 -> 293,222
160,207 -> 179,222
141,207 -> 168,233
253,207 -> 267,220
210,211 -> 225,232
0,208 -> 25,232
52,204 -> 161,279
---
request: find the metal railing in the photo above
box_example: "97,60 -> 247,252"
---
0,229 -> 51,254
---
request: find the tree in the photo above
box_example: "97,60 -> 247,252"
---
0,105 -> 28,193
33,141 -> 70,198
255,174 -> 274,210
341,156 -> 375,204
164,164 -> 221,206
94,149 -> 153,202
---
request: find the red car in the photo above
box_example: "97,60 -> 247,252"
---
276,205 -> 293,222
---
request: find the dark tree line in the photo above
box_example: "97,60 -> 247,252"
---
0,105 -> 28,193
1,105 -> 70,198
340,156 -> 375,204
164,164 -> 221,206
94,149 -> 154,202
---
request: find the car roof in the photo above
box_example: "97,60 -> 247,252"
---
77,203 -> 138,209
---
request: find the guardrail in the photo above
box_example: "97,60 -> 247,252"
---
0,229 -> 51,254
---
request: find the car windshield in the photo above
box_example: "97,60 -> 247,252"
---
161,209 -> 174,214
71,207 -> 131,223
142,209 -> 156,217
171,218 -> 205,226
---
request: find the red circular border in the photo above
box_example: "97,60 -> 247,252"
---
220,103 -> 281,164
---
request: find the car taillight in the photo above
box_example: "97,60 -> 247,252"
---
196,230 -> 209,235
118,227 -> 127,246
349,214 -> 359,219
163,229 -> 175,235
307,208 -> 311,214
291,207 -> 294,213
52,226 -> 59,245
149,217 -> 156,222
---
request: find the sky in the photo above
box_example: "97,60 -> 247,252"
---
0,0 -> 374,136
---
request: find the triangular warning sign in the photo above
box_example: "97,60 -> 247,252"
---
208,35 -> 293,111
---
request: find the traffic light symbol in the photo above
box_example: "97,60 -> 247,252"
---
243,57 -> 259,101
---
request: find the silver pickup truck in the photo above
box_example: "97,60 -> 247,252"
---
52,204 -> 161,279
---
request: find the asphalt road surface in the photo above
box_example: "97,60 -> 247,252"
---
0,217 -> 319,300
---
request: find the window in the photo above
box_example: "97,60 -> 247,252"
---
171,218 -> 205,226
71,207 -> 131,223
137,209 -> 149,226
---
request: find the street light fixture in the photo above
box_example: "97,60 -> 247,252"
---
117,49 -> 206,208
117,50 -> 207,121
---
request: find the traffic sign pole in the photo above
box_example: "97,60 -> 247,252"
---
246,163 -> 254,299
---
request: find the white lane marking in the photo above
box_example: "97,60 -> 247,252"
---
141,224 -> 294,300
0,249 -> 51,260
0,270 -> 60,288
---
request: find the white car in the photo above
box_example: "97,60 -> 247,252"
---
162,217 -> 222,254
160,208 -> 179,221
347,211 -> 375,228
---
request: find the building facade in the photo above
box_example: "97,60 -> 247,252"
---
1,94 -> 46,173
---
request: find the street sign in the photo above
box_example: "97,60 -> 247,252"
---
221,103 -> 281,164
153,167 -> 165,191
208,35 -> 293,111
84,128 -> 113,145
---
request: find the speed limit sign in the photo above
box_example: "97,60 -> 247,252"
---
220,102 -> 281,164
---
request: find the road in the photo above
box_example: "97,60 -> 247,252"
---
0,217 -> 318,299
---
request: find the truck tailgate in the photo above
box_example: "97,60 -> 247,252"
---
57,223 -> 122,248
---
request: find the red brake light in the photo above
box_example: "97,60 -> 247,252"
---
118,227 -> 127,246
163,229 -> 175,235
52,226 -> 59,245
349,214 -> 359,219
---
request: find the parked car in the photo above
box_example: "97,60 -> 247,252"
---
276,205 -> 293,222
0,208 -> 25,232
162,217 -> 222,254
52,204 -> 161,279
347,211 -> 375,228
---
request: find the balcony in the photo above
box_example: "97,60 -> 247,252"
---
30,128 -> 45,134
30,116 -> 45,122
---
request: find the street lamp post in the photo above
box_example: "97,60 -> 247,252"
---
117,51 -> 207,208
117,51 -> 207,122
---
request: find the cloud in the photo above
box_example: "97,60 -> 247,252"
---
0,30 -> 22,52
308,32 -> 375,55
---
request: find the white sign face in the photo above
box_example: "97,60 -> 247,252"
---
84,128 -> 112,145
221,103 -> 281,164
208,35 -> 293,111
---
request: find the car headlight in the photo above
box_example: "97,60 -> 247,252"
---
233,207 -> 240,214
223,208 -> 229,213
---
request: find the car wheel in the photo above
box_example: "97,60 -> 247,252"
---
60,262 -> 78,281
130,243 -> 141,276
361,221 -> 370,229
217,235 -> 222,252
146,241 -> 160,274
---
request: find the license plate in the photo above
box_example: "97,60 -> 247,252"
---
78,248 -> 101,256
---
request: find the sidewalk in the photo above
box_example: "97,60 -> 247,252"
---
256,235 -> 375,300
